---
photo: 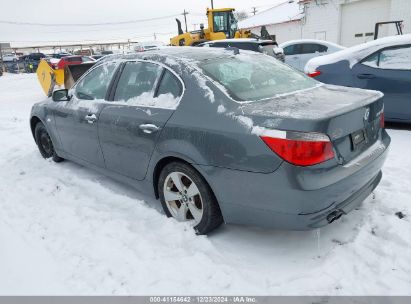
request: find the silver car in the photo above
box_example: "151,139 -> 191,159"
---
280,39 -> 345,71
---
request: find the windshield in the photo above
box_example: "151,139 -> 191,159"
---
199,54 -> 318,102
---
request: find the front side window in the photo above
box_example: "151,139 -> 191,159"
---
114,62 -> 163,102
75,63 -> 117,100
361,45 -> 411,70
199,54 -> 318,101
283,44 -> 299,56
379,45 -> 411,69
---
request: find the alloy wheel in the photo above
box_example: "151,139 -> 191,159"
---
163,171 -> 204,225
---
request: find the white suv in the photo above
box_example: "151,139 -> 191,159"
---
2,53 -> 19,62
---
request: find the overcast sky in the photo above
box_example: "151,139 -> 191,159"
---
0,0 -> 284,47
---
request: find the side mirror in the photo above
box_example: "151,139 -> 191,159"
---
52,89 -> 70,102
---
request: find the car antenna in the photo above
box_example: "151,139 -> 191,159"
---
225,46 -> 240,55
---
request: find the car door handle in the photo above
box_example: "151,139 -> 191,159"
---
139,124 -> 160,134
85,114 -> 97,124
357,73 -> 375,79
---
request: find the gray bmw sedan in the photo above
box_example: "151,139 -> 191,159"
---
30,47 -> 390,234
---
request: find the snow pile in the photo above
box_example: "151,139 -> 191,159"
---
118,92 -> 179,109
1,73 -> 411,295
305,34 -> 411,73
239,0 -> 304,29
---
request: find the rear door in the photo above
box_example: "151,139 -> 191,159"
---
353,44 -> 411,121
98,61 -> 183,180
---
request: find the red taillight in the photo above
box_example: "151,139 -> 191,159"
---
260,131 -> 335,166
380,112 -> 385,128
307,70 -> 321,78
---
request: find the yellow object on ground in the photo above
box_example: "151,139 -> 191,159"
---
36,59 -> 65,96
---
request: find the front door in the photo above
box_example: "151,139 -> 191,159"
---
53,62 -> 118,167
98,61 -> 184,180
353,44 -> 411,121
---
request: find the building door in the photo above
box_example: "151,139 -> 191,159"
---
340,0 -> 390,47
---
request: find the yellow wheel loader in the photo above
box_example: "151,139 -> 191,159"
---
36,59 -> 95,96
170,8 -> 252,46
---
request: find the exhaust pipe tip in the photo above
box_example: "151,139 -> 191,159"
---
327,210 -> 344,224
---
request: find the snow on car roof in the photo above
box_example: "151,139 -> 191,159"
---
279,39 -> 345,50
238,0 -> 303,29
202,38 -> 275,44
305,34 -> 411,73
101,46 -> 263,64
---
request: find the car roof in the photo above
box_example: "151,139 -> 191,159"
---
279,39 -> 345,49
204,38 -> 274,44
101,46 -> 260,64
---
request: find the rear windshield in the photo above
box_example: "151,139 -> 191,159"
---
199,54 -> 317,101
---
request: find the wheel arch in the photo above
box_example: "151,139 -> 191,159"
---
152,156 -> 219,209
30,116 -> 43,139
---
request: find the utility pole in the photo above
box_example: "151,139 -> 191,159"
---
251,7 -> 257,15
182,9 -> 189,32
211,0 -> 214,9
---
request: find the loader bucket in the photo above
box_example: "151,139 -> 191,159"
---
36,59 -> 56,96
64,62 -> 95,90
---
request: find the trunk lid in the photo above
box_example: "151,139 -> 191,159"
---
236,84 -> 384,164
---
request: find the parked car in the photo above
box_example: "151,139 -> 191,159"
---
22,53 -> 47,72
91,55 -> 105,60
30,47 -> 390,234
280,39 -> 345,71
198,38 -> 285,62
25,53 -> 47,62
51,55 -> 96,70
51,53 -> 72,59
2,53 -> 19,62
134,41 -> 164,52
305,35 -> 411,123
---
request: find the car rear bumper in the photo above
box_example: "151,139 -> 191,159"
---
196,131 -> 390,230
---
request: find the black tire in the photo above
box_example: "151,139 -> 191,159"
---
34,122 -> 64,163
158,161 -> 223,235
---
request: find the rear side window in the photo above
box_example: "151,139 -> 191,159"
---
300,43 -> 328,54
199,54 -> 317,101
114,62 -> 163,102
156,70 -> 183,99
234,42 -> 259,52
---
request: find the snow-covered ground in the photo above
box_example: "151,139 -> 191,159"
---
0,73 -> 410,295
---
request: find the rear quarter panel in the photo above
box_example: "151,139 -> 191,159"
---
316,60 -> 356,87
149,69 -> 284,175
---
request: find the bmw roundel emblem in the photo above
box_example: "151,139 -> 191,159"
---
364,108 -> 370,121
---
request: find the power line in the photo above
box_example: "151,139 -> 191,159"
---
0,13 -> 181,27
